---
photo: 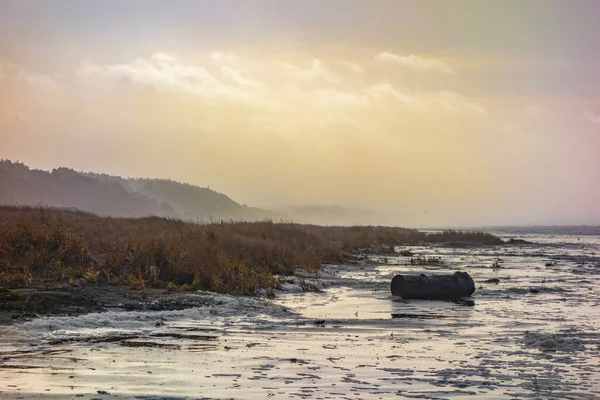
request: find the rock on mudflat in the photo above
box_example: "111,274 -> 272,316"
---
391,271 -> 475,300
280,283 -> 303,293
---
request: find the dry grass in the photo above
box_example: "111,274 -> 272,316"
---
0,206 -> 424,294
424,229 -> 503,245
0,207 -> 503,294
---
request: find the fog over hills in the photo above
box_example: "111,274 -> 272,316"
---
0,160 -> 278,221
8,160 -> 595,228
1,160 -> 385,225
273,205 -> 391,226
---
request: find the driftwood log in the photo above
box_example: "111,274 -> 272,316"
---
391,271 -> 475,300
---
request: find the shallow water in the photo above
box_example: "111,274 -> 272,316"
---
1,231 -> 599,399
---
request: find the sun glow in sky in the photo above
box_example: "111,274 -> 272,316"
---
1,0 -> 599,226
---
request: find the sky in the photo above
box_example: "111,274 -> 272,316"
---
1,0 -> 599,227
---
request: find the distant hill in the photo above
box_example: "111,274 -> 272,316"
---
273,205 -> 388,226
0,160 -> 278,221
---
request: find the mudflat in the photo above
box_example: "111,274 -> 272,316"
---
1,231 -> 599,399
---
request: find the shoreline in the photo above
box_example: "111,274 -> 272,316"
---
1,283 -> 265,326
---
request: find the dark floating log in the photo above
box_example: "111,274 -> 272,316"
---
391,271 -> 475,300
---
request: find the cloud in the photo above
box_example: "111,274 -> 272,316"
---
374,52 -> 455,74
151,52 -> 176,64
436,91 -> 486,115
340,61 -> 364,74
210,51 -> 236,64
312,88 -> 370,109
366,83 -> 424,110
279,59 -> 340,84
17,70 -> 58,90
75,51 -> 484,120
77,53 -> 265,103
580,110 -> 600,125
367,83 -> 485,115
219,66 -> 262,88
0,61 -> 58,91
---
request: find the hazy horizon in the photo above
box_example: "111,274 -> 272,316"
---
1,0 -> 599,227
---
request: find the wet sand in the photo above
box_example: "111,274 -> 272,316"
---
1,232 -> 599,399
